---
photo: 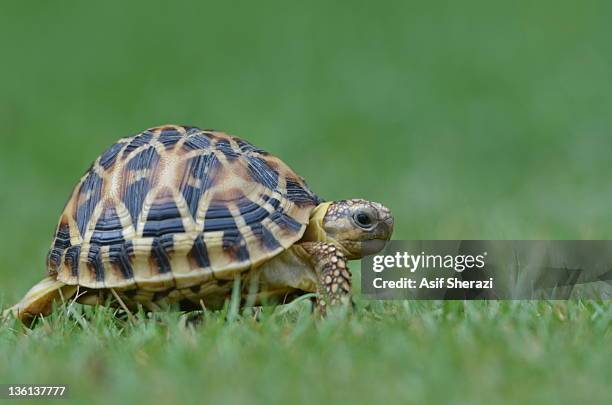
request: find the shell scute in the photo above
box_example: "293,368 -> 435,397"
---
126,146 -> 160,171
90,206 -> 124,246
74,170 -> 103,237
203,202 -> 236,232
246,156 -> 279,189
122,131 -> 153,157
142,195 -> 185,238
182,134 -> 212,151
180,153 -> 219,218
150,235 -> 173,274
64,245 -> 81,277
215,138 -> 240,160
188,234 -> 211,269
122,177 -> 151,225
237,198 -> 271,225
99,142 -> 125,170
157,127 -> 183,149
47,219 -> 71,273
107,242 -> 134,280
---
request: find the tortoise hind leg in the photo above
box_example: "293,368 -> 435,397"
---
3,276 -> 78,324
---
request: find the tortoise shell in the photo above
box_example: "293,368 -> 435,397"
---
46,125 -> 321,291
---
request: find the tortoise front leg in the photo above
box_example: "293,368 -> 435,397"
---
301,242 -> 352,314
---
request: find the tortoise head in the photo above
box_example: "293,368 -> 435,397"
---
302,199 -> 394,260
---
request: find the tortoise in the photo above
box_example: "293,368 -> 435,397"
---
5,125 -> 394,322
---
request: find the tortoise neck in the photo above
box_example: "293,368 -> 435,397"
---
301,202 -> 332,243
300,202 -> 352,258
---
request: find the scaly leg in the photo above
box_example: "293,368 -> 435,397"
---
301,242 -> 352,314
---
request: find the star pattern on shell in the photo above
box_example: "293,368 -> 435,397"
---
46,125 -> 322,291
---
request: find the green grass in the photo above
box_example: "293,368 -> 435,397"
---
2,300 -> 611,405
2,0 -> 612,403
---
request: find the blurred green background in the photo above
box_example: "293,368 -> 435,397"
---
2,0 -> 612,298
2,1 -> 612,404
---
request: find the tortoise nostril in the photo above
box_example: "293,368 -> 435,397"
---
383,216 -> 395,236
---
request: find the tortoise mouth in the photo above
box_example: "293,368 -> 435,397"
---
361,239 -> 388,256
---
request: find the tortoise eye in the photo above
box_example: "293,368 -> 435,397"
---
354,211 -> 373,229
